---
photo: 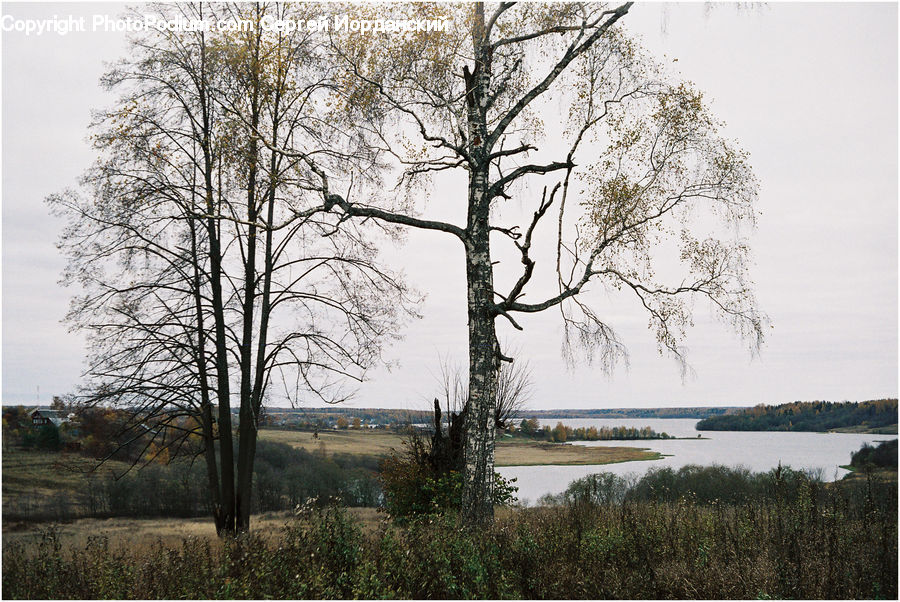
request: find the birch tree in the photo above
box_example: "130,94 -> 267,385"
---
316,1 -> 764,524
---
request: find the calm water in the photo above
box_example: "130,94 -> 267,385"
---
497,418 -> 897,505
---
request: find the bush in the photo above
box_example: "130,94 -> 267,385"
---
621,463 -> 820,506
380,435 -> 517,519
546,472 -> 632,506
379,437 -> 455,517
850,439 -> 898,470
35,424 -> 61,451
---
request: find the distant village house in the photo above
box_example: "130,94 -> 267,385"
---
30,409 -> 72,427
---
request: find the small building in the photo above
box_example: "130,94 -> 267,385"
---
30,409 -> 71,427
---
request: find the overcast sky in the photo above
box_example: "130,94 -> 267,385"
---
2,2 -> 897,411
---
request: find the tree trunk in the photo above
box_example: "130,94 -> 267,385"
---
188,158 -> 225,535
460,260 -> 500,524
236,39 -> 262,533
206,204 -> 235,534
206,185 -> 235,534
460,162 -> 500,525
460,3 -> 500,525
190,213 -> 224,535
197,21 -> 234,536
236,18 -> 274,531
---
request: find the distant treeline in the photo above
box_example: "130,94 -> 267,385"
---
521,407 -> 736,420
3,404 -> 436,429
265,406 -> 736,424
515,419 -> 671,442
696,399 -> 898,432
5,404 -> 735,427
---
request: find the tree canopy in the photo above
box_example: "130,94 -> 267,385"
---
51,2 -> 412,533
313,1 -> 765,522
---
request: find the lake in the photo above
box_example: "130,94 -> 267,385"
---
497,418 -> 897,505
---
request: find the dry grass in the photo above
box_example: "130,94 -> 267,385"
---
258,428 -> 406,458
5,494 -> 894,600
2,451 -> 109,497
494,439 -> 661,466
2,449 -> 135,517
2,508 -> 385,556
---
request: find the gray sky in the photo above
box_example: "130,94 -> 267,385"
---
2,2 -> 897,411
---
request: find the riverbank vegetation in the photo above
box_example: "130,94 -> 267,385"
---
4,464 -> 895,599
514,418 -> 672,442
696,399 -> 897,433
844,439 -> 898,473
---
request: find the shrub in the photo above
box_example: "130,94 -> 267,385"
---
380,435 -> 517,519
850,439 -> 898,470
557,472 -> 633,506
35,423 -> 61,451
621,463 -> 821,506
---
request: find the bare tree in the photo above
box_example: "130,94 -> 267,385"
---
435,353 -> 532,432
494,360 -> 532,429
314,1 -> 765,524
51,2 -> 411,534
425,354 -> 532,490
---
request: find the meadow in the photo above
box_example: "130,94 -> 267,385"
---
3,465 -> 895,599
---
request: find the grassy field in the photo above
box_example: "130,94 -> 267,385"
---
1,508 -> 385,555
259,428 -> 406,457
2,450 -> 136,519
3,447 -> 895,599
3,450 -> 102,498
2,449 -> 138,486
258,428 -> 662,466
